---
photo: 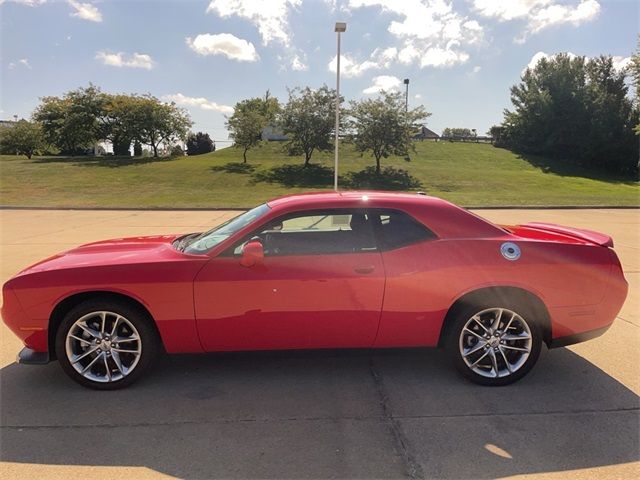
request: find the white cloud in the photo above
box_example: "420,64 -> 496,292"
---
163,93 -> 234,114
0,0 -> 47,6
472,0 -> 600,43
472,65 -> 481,73
612,56 -> 631,73
186,33 -> 259,62
291,54 -> 308,71
524,51 -> 632,76
523,51 -> 578,74
328,46 -> 398,77
7,58 -> 31,69
67,0 -> 102,22
95,51 -> 155,69
207,0 -> 301,47
345,0 -> 482,69
363,75 -> 402,94
414,93 -> 422,99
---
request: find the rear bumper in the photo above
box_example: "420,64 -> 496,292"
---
548,324 -> 611,349
17,347 -> 51,365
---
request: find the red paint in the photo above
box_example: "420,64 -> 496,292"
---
1,192 -> 628,357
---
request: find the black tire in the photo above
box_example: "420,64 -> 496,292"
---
445,299 -> 542,386
55,298 -> 161,390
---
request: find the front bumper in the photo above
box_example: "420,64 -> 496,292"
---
16,347 -> 51,365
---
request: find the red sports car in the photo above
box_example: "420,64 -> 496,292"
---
2,192 -> 628,389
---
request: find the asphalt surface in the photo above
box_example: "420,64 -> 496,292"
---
0,209 -> 638,480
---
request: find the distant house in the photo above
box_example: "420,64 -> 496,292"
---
261,124 -> 288,141
415,126 -> 440,141
0,120 -> 17,129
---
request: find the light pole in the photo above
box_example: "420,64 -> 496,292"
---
403,78 -> 409,112
334,22 -> 346,191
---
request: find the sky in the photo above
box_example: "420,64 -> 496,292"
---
1,0 -> 638,144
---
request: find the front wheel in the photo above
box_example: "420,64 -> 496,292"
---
447,304 -> 542,386
55,299 -> 160,390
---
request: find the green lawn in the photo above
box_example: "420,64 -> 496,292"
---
1,141 -> 638,208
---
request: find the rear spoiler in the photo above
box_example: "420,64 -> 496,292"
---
523,222 -> 614,247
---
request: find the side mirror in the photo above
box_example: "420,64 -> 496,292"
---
240,240 -> 264,267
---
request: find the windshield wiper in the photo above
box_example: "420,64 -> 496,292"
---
174,233 -> 200,252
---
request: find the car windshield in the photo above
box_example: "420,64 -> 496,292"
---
183,203 -> 270,254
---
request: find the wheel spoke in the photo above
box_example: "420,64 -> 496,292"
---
501,344 -> 530,353
470,349 -> 490,367
488,348 -> 499,377
110,315 -> 121,336
100,312 -> 106,335
71,346 -> 99,364
113,348 -> 138,354
503,312 -> 517,332
463,342 -> 487,357
490,309 -> 503,331
502,333 -> 530,341
103,354 -> 112,381
77,323 -> 100,339
112,350 -> 125,375
81,351 -> 104,373
498,347 -> 513,373
112,335 -> 139,344
472,316 -> 490,334
69,334 -> 91,345
463,328 -> 484,340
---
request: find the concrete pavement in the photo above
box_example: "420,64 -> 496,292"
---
0,209 -> 638,479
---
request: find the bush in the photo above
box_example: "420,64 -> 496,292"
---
133,141 -> 143,156
344,166 -> 422,190
170,145 -> 185,157
186,132 -> 215,155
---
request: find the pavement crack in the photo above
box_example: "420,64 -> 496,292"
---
2,407 -> 638,431
369,357 -> 426,480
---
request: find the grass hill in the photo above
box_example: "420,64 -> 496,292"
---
1,141 -> 637,208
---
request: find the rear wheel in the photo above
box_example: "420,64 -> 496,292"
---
447,303 -> 542,386
55,299 -> 160,390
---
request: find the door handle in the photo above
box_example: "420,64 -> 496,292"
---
354,265 -> 375,274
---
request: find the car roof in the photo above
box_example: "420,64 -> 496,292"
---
266,190 -> 445,209
266,191 -> 504,239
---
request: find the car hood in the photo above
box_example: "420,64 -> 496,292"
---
16,234 -> 186,275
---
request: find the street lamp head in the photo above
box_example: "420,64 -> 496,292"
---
334,22 -> 347,32
404,78 -> 410,85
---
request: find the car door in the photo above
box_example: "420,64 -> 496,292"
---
368,209 -> 443,348
193,209 -> 386,352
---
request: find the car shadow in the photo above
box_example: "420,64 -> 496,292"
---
0,347 -> 638,479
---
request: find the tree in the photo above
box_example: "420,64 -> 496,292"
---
488,125 -> 504,145
33,84 -> 107,154
501,53 -> 638,176
186,132 -> 215,155
128,95 -> 192,157
280,86 -> 338,167
348,91 -> 430,174
442,127 -> 472,138
630,37 -> 640,135
226,93 -> 279,163
0,120 -> 45,159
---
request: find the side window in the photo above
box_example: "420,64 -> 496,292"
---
233,210 -> 378,256
372,210 -> 436,250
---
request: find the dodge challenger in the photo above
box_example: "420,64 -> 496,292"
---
1,192 -> 628,389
